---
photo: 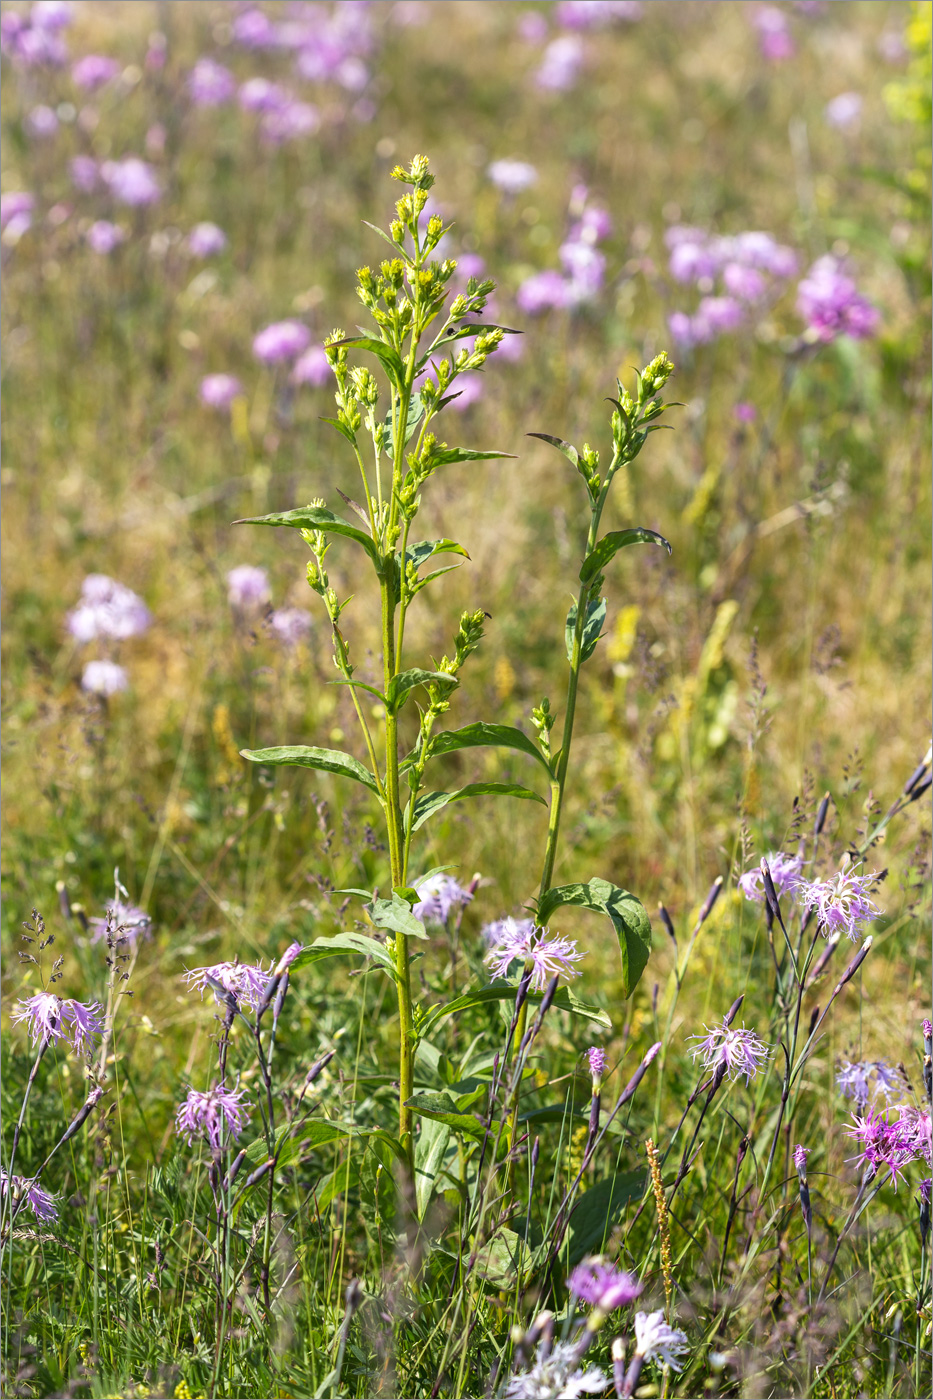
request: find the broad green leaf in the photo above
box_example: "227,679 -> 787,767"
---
383,391 -> 426,460
470,1228 -> 531,1285
290,934 -> 397,979
538,878 -> 652,999
405,1092 -> 489,1138
526,432 -> 579,469
579,528 -> 672,584
386,668 -> 457,715
420,981 -> 611,1040
566,1171 -> 645,1264
401,538 -> 471,572
245,1121 -> 354,1166
409,782 -> 547,833
367,892 -> 427,941
331,334 -> 405,389
427,721 -> 552,774
565,596 -> 607,664
415,1117 -> 451,1221
314,1158 -> 361,1213
240,745 -> 380,796
234,505 -> 380,568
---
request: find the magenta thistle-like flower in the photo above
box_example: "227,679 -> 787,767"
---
688,1016 -> 772,1084
797,863 -> 881,940
413,874 -> 472,926
184,960 -> 271,1013
793,1144 -> 810,1175
633,1310 -> 689,1370
796,256 -> 879,342
568,1259 -> 642,1311
0,1169 -> 59,1223
587,1046 -> 606,1082
187,57 -> 236,107
85,220 -> 125,255
483,919 -> 584,991
88,899 -> 152,946
175,1082 -> 250,1152
291,345 -> 332,387
71,53 -> 120,90
11,993 -> 103,1056
270,607 -> 312,648
227,564 -> 270,610
737,851 -> 804,903
201,374 -> 244,410
252,320 -> 312,364
186,222 -> 227,258
100,157 -> 161,207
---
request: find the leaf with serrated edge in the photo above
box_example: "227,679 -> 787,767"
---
579,528 -> 672,584
538,878 -> 652,999
240,745 -> 381,795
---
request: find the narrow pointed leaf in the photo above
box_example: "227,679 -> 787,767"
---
432,446 -> 517,466
565,596 -> 607,664
319,415 -> 356,446
240,745 -> 381,796
527,432 -> 579,468
427,721 -> 552,773
234,506 -> 380,567
410,782 -> 546,833
579,528 -> 672,584
331,334 -> 405,388
420,981 -> 611,1040
537,878 -> 652,999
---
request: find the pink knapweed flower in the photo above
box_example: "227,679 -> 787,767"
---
200,374 -> 243,410
186,222 -> 227,257
100,157 -> 161,207
535,35 -> 584,90
71,54 -> 120,89
796,257 -> 879,342
12,993 -> 103,1056
85,220 -> 124,254
188,57 -> 236,106
67,574 -> 152,642
291,345 -> 332,387
252,320 -> 311,364
487,159 -> 538,194
227,564 -> 270,609
568,1259 -> 642,1310
270,607 -> 312,647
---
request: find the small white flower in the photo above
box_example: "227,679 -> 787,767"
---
634,1310 -> 689,1371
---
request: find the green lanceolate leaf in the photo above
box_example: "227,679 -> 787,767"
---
417,323 -> 522,370
526,432 -> 579,468
537,878 -> 652,999
565,596 -> 607,664
314,1158 -> 362,1213
409,782 -> 547,833
426,721 -> 553,774
404,1092 -> 489,1138
566,1172 -> 645,1265
402,538 -> 471,571
414,1117 -> 451,1221
240,745 -> 381,796
319,415 -> 357,447
386,668 -> 457,715
331,334 -> 406,390
420,981 -> 611,1041
367,892 -> 428,940
234,505 -> 380,568
383,391 -> 426,459
431,446 -> 518,467
289,934 -> 397,979
579,528 -> 672,584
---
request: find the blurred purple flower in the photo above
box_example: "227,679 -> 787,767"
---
70,155 -> 99,192
71,54 -> 120,90
85,220 -> 124,254
560,240 -> 607,303
733,401 -> 757,423
669,238 -> 718,283
31,1 -> 73,30
270,607 -> 312,647
737,851 -> 803,903
557,0 -> 642,27
723,262 -> 768,301
688,1016 -> 773,1083
233,8 -> 276,48
81,659 -> 129,696
0,1170 -> 59,1223
587,1046 -> 606,1081
227,564 -> 270,609
482,915 -> 536,947
101,157 -> 161,207
569,1260 -> 642,1309
260,99 -> 321,145
184,960 -> 271,1012
67,575 -> 152,642
488,159 -> 538,194
516,269 -> 571,315
505,1342 -> 607,1399
200,373 -> 243,410
291,345 -> 331,386
26,104 -> 59,138
695,295 -> 744,336
535,34 -> 584,91
730,230 -> 798,277
253,320 -> 311,364
1,192 -> 34,237
837,1058 -> 902,1104
238,77 -> 290,114
484,921 -> 584,991
797,256 -> 880,341
6,21 -> 67,66
517,11 -> 548,42
448,372 -> 484,410
633,1311 -> 689,1369
88,899 -> 152,946
570,203 -> 612,244
752,6 -> 795,61
793,1143 -> 809,1174
667,310 -> 699,350
176,1083 -> 250,1152
186,222 -> 227,257
797,863 -> 881,939
188,57 -> 236,106
825,92 -> 862,130
12,993 -> 103,1056
413,874 -> 473,925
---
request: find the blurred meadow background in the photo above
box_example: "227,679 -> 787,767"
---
1,2 -> 931,1397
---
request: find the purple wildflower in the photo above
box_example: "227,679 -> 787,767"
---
504,1342 -> 607,1400
723,262 -> 768,302
100,157 -> 161,207
535,35 -> 584,90
924,1019 -> 932,1040
70,155 -> 99,193
85,220 -> 124,255
695,294 -> 744,336
793,1144 -> 810,1174
737,851 -> 803,903
291,345 -> 332,387
31,1 -> 73,30
920,1178 -> 932,1205
273,941 -> 304,976
633,1310 -> 689,1369
568,1260 -> 642,1310
26,105 -> 59,139
845,1107 -> 923,1188
487,159 -> 538,194
825,93 -> 862,130
448,372 -> 484,410
184,960 -> 271,1013
517,11 -> 548,41
200,374 -> 243,410
81,660 -> 129,696
688,1016 -> 773,1084
412,874 -> 472,926
260,100 -> 321,146
797,863 -> 881,940
176,1082 -> 250,1152
557,0 -> 642,26
752,6 -> 795,61
796,256 -> 879,342
252,320 -> 311,364
11,993 -> 103,1056
71,53 -> 120,90
587,1046 -> 606,1082
0,1169 -> 59,1223
734,401 -> 757,423
238,77 -> 289,114
233,8 -> 276,48
227,564 -> 270,609
483,921 -> 584,992
186,222 -> 227,258
188,57 -> 236,107
87,899 -> 152,946
516,269 -> 571,315
67,575 -> 152,643
269,607 -> 312,647
1,192 -> 34,234
559,240 -> 607,303
837,1058 -> 903,1105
